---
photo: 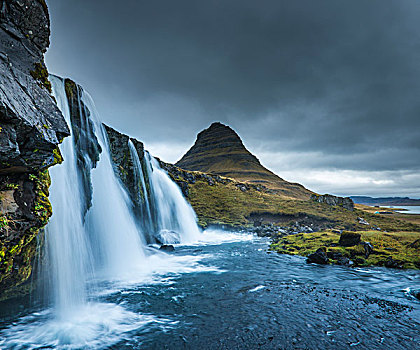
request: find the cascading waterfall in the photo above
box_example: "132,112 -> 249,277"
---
80,92 -> 146,276
131,150 -> 202,244
44,76 -> 93,315
128,140 -> 155,242
45,76 -> 146,317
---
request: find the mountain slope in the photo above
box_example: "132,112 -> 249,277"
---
176,122 -> 312,200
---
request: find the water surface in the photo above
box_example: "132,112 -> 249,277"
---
0,232 -> 419,349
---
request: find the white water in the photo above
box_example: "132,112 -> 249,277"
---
45,76 -> 93,316
129,147 -> 202,244
128,140 -> 154,241
0,77 -> 237,349
80,91 -> 146,277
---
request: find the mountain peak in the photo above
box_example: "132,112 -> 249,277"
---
176,122 -> 312,200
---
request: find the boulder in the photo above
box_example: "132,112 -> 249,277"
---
326,251 -> 343,260
339,231 -> 361,247
154,229 -> 181,245
336,257 -> 353,266
358,217 -> 369,225
306,248 -> 328,265
159,244 -> 175,252
384,257 -> 403,269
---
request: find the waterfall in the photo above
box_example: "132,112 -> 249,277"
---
128,140 -> 155,242
128,148 -> 201,244
45,76 -> 93,315
45,76 -> 146,316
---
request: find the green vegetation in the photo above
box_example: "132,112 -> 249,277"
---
30,62 -> 52,93
271,230 -> 420,269
185,175 -> 419,232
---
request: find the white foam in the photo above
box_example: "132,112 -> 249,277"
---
0,302 -> 174,350
249,285 -> 266,293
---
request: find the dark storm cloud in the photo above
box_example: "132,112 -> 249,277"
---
45,0 -> 420,194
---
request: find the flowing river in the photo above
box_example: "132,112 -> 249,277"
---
0,231 -> 419,349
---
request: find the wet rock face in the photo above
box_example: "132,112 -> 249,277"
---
311,194 -> 354,211
0,0 -> 69,173
104,124 -> 145,206
64,79 -> 101,215
0,1 -> 68,299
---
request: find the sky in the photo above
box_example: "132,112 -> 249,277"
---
45,0 -> 420,198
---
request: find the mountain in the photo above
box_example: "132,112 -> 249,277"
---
351,196 -> 420,206
176,122 -> 312,200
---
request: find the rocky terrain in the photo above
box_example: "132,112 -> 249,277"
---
0,0 -> 68,299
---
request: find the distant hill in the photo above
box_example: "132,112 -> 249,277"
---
176,122 -> 312,200
351,196 -> 420,206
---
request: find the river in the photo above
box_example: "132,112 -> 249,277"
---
0,231 -> 418,350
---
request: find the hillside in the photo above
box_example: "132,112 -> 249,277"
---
176,122 -> 312,200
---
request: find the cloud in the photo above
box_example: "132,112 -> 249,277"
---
45,0 -> 420,196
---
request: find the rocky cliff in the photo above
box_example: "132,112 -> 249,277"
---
176,122 -> 312,200
0,0 -> 69,299
311,194 -> 354,211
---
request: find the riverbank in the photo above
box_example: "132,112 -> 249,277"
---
270,230 -> 420,269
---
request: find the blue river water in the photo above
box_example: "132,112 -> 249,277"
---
0,232 -> 419,349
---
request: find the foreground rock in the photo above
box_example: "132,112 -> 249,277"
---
306,248 -> 328,265
0,0 -> 68,300
159,244 -> 175,252
339,231 -> 361,247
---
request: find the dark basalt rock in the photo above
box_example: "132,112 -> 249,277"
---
64,79 -> 101,215
336,257 -> 352,266
0,0 -> 68,300
384,257 -> 403,269
104,124 -> 146,206
339,231 -> 361,247
306,248 -> 328,265
159,244 -> 175,252
0,0 -> 69,173
326,251 -> 343,260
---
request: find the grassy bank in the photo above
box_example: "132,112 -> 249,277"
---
184,175 -> 420,232
270,230 -> 420,269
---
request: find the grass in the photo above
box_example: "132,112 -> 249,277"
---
185,175 -> 420,232
270,230 -> 420,269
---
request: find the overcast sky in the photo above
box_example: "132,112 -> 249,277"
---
45,0 -> 420,198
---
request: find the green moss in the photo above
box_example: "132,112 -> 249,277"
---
53,148 -> 63,165
30,62 -> 52,93
5,183 -> 19,190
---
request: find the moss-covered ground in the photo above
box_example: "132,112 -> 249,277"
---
270,230 -> 420,269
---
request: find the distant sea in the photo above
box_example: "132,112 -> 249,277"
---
381,205 -> 420,214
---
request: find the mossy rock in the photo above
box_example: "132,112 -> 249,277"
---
339,231 -> 361,247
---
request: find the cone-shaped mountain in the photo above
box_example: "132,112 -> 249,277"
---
176,122 -> 312,200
